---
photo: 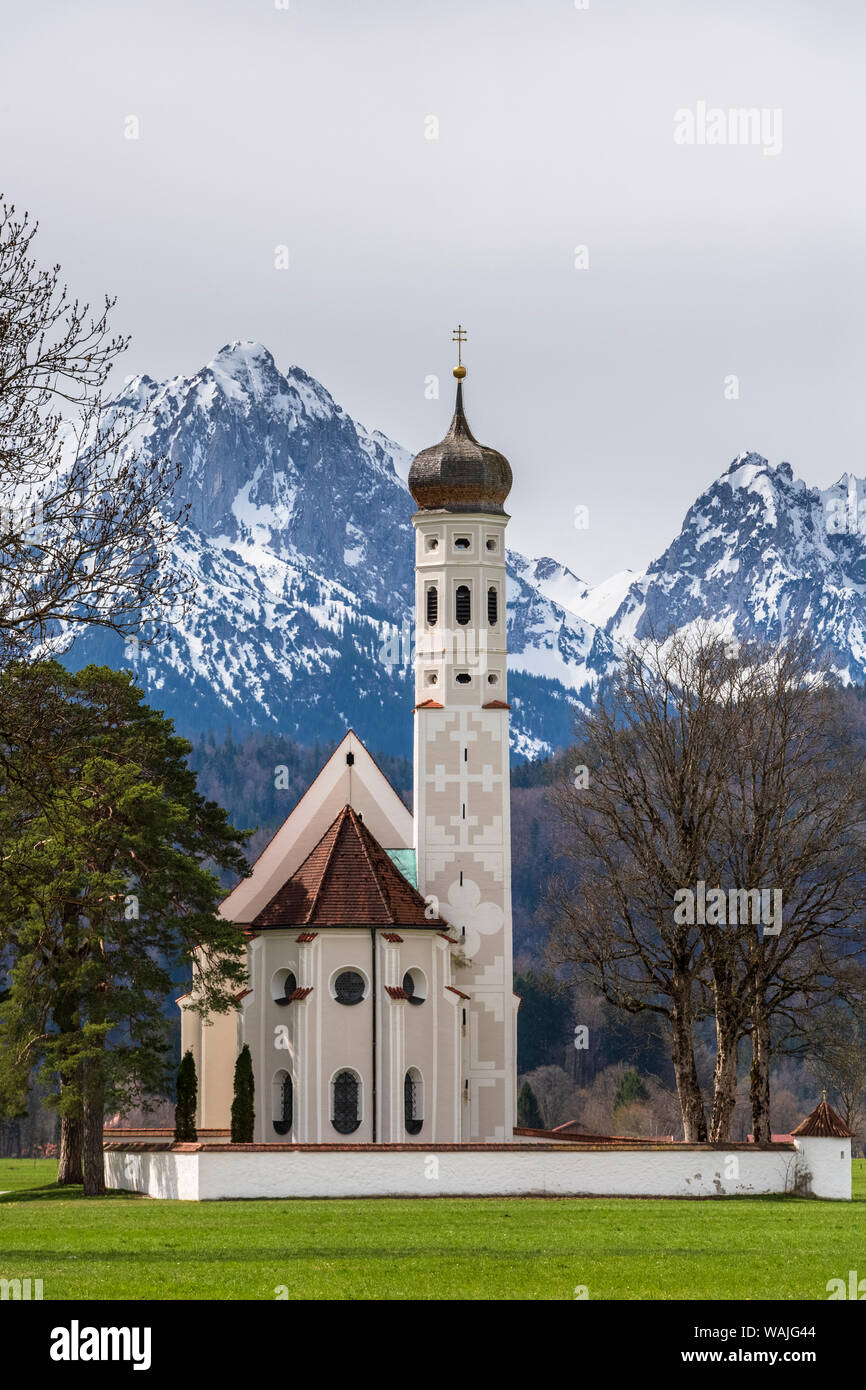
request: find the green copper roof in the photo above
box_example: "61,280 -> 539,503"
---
386,848 -> 417,889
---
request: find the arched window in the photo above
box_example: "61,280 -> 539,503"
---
455,585 -> 471,626
334,970 -> 366,1005
426,586 -> 438,625
271,968 -> 297,1006
272,1070 -> 292,1135
487,586 -> 498,626
332,1070 -> 361,1135
402,969 -> 426,1005
404,1069 -> 423,1136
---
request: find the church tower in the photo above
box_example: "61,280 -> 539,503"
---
408,329 -> 517,1141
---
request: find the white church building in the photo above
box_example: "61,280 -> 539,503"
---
180,347 -> 519,1145
106,343 -> 852,1201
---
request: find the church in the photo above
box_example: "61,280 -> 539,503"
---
113,341 -> 852,1201
180,335 -> 519,1144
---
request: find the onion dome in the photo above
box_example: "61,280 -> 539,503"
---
408,340 -> 512,514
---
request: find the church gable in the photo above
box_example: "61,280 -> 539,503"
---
220,731 -> 413,925
253,805 -> 442,928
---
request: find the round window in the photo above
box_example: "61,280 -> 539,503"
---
334,970 -> 366,1005
271,968 -> 297,1005
402,969 -> 426,1005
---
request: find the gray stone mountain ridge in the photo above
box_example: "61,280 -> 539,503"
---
60,341 -> 866,759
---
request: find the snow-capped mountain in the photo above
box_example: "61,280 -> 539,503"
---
578,451 -> 866,681
62,352 -> 866,764
62,341 -> 622,759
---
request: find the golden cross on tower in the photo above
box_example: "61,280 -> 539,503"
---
452,323 -> 467,380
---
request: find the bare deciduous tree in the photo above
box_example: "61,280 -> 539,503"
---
711,638 -> 866,1140
547,629 -> 737,1141
547,627 -> 866,1144
0,197 -> 192,663
803,1005 -> 866,1136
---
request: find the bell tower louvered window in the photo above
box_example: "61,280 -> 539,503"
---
332,1070 -> 361,1135
487,586 -> 498,625
426,586 -> 438,625
455,584 -> 471,626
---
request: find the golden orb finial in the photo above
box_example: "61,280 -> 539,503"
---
451,323 -> 467,378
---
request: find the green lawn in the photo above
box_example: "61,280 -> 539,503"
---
0,1158 -> 864,1300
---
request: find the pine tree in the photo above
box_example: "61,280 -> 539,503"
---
517,1080 -> 544,1129
231,1045 -> 255,1143
0,661 -> 250,1195
614,1070 -> 650,1112
174,1050 -> 198,1142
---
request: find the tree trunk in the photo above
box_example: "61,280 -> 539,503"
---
57,1111 -> 83,1186
750,993 -> 772,1143
82,1050 -> 106,1197
55,912 -> 82,1185
709,1003 -> 741,1142
82,1097 -> 105,1196
671,1000 -> 707,1142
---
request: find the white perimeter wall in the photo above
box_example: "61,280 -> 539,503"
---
105,1138 -> 850,1201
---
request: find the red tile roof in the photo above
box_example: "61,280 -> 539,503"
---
446,985 -> 470,1000
791,1099 -> 854,1138
252,805 -> 446,929
482,700 -> 511,710
287,986 -> 313,1002
385,985 -> 408,1000
437,931 -> 459,944
414,699 -> 444,710
515,1124 -> 675,1143
382,932 -> 404,943
296,931 -> 318,943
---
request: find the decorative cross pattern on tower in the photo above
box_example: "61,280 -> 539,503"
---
452,323 -> 467,367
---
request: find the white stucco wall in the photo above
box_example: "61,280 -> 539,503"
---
105,1137 -> 850,1202
245,926 -> 462,1144
794,1137 -> 852,1200
105,1150 -> 201,1201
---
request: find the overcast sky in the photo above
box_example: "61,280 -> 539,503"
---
3,0 -> 865,582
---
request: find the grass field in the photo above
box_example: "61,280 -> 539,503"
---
1,1158 -> 864,1300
